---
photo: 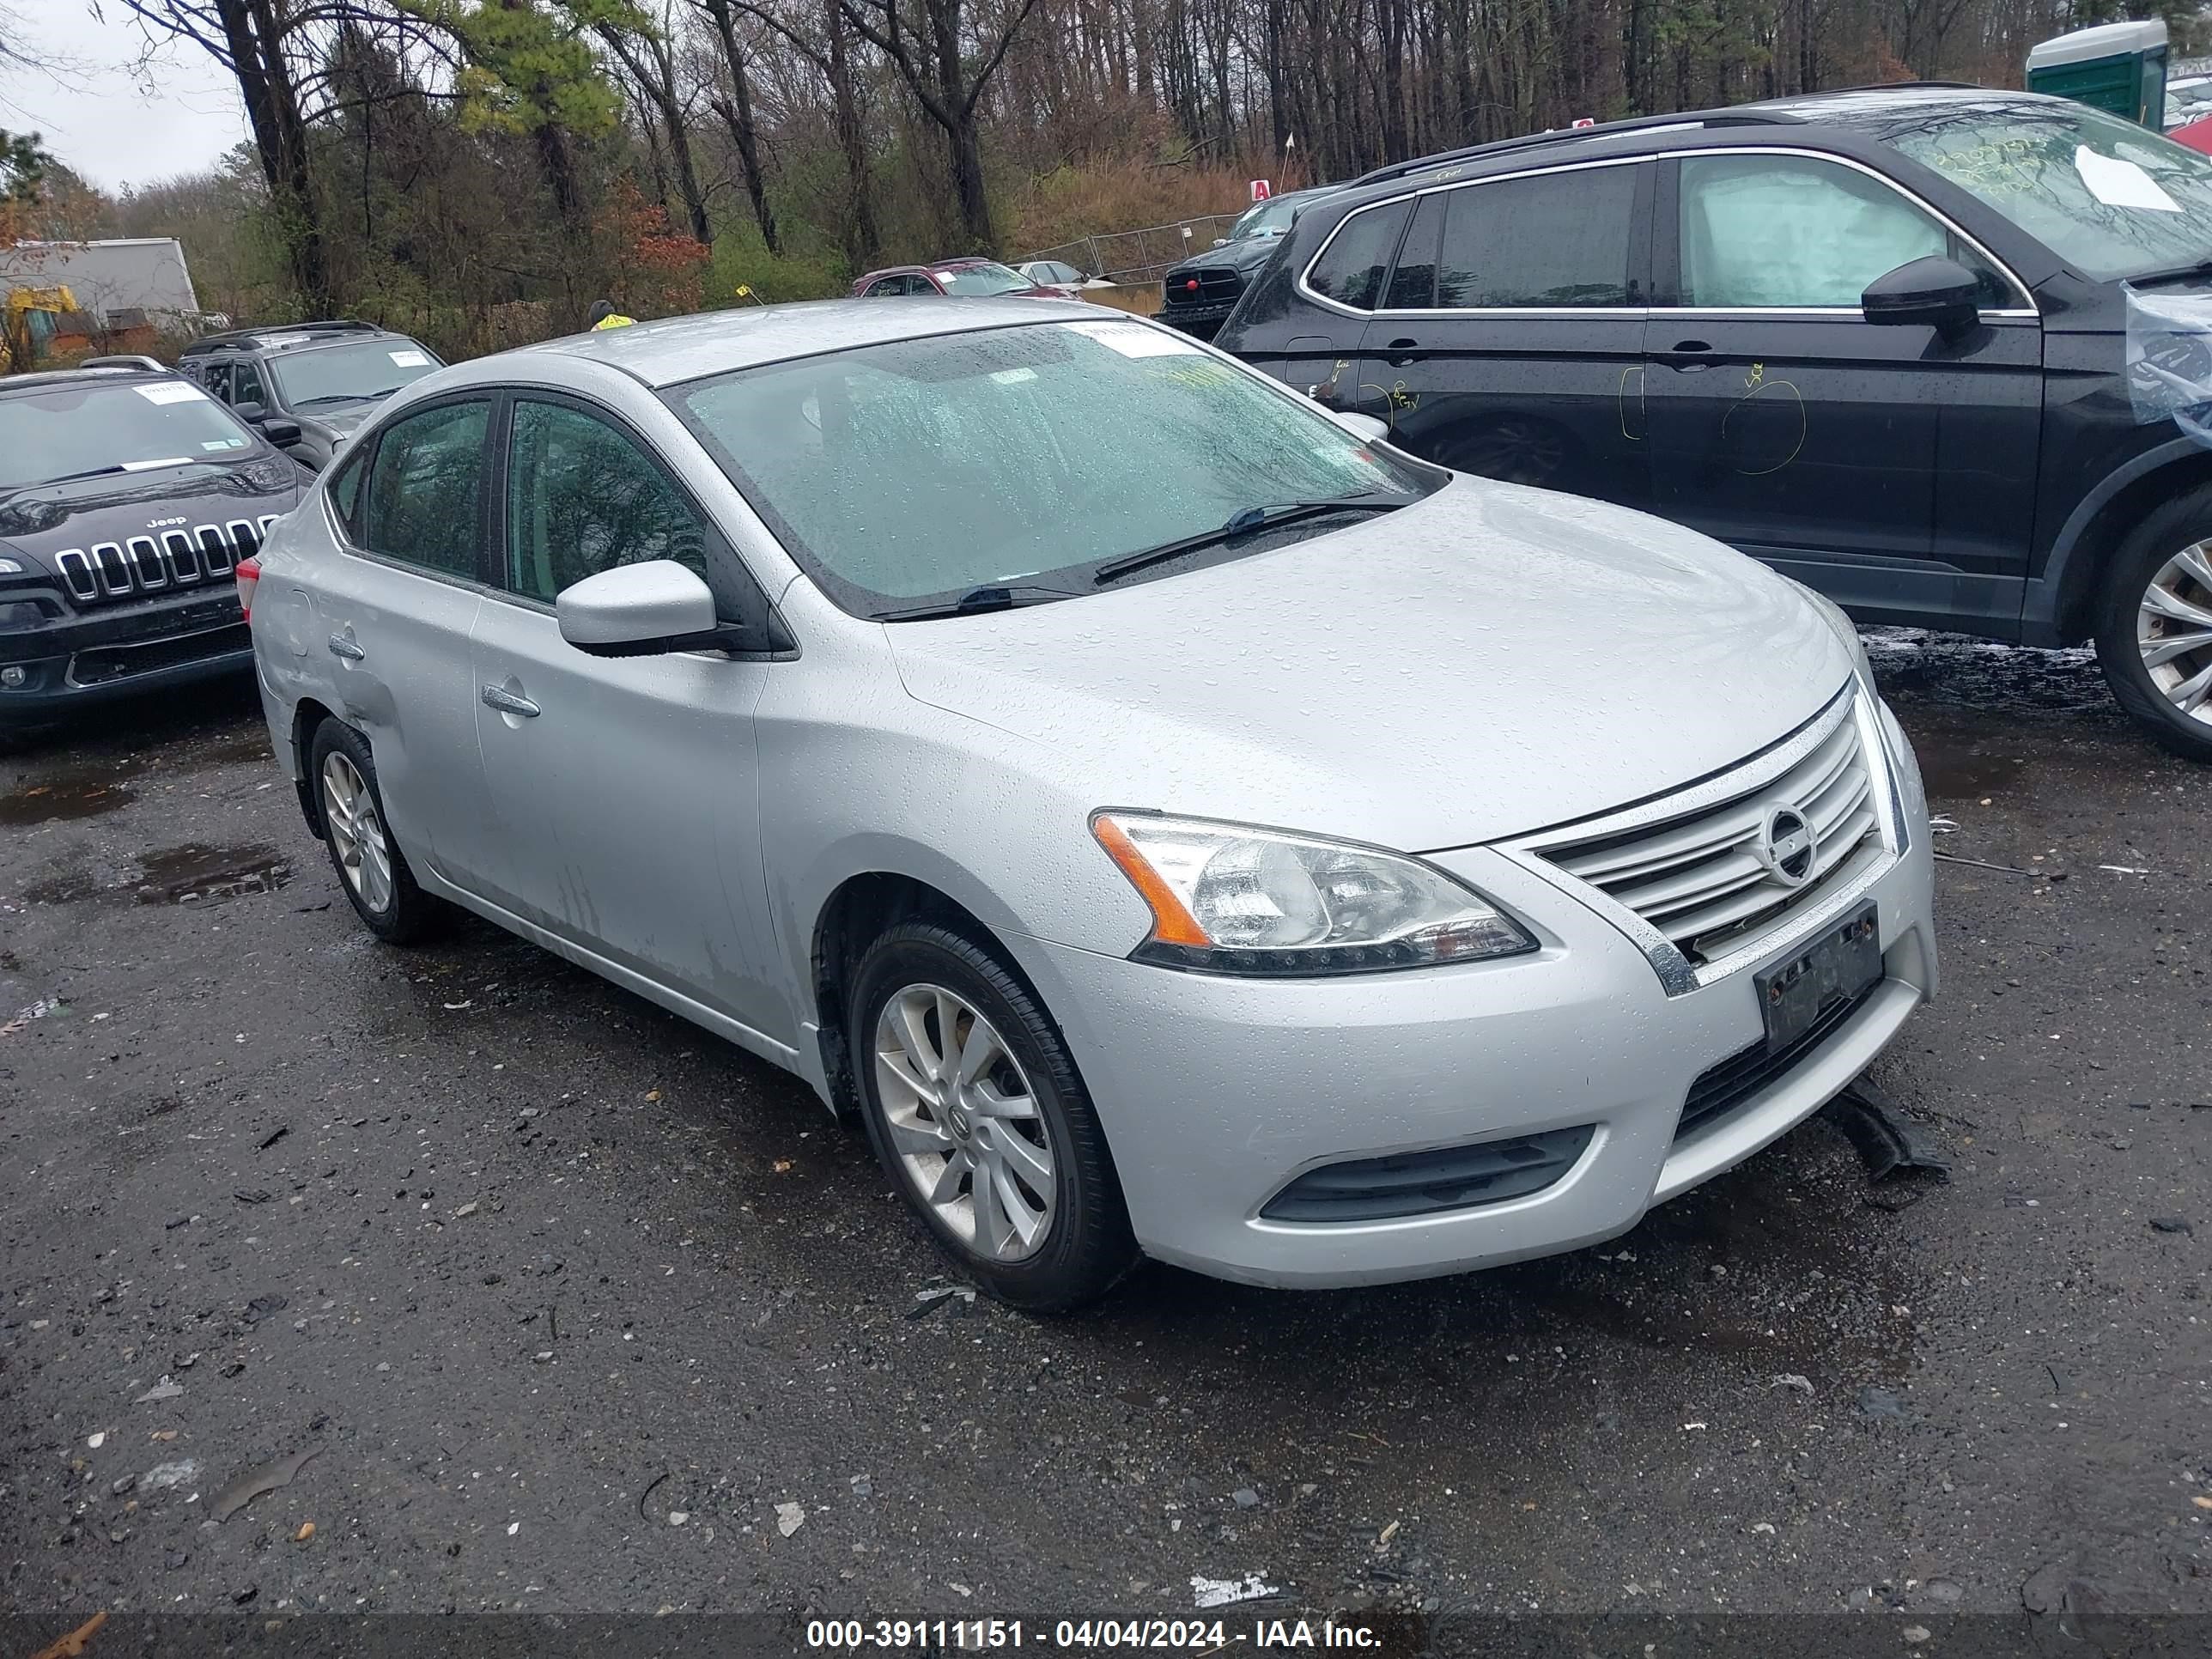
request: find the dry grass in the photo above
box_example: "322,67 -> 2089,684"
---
1010,157 -> 1263,259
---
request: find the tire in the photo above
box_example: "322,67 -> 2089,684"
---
848,921 -> 1137,1312
2093,485 -> 2212,763
307,720 -> 448,944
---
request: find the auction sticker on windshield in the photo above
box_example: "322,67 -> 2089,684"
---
135,383 -> 206,405
1066,319 -> 1200,357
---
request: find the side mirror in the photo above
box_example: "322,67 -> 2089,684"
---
556,560 -> 720,657
234,400 -> 268,422
1862,255 -> 1980,337
1330,410 -> 1391,444
261,416 -> 302,445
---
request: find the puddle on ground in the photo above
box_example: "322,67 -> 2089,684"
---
0,774 -> 139,826
21,868 -> 108,905
131,842 -> 294,905
1909,731 -> 2031,802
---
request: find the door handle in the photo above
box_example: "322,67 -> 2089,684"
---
480,684 -> 540,718
1384,337 -> 1421,365
326,633 -> 365,661
1658,339 -> 1718,372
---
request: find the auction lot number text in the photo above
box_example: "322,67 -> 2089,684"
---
806,1620 -> 1239,1649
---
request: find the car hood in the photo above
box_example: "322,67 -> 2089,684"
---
292,405 -> 373,441
887,478 -> 1856,851
0,464 -> 299,586
1166,235 -> 1285,281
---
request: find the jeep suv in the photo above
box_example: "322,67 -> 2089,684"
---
0,366 -> 300,734
1215,86 -> 2212,759
1157,185 -> 1342,338
179,320 -> 442,471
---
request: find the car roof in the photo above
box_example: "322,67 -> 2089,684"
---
1340,82 -> 2040,195
0,365 -> 179,398
495,296 -> 1098,389
180,319 -> 405,356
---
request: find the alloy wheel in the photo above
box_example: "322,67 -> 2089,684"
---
872,983 -> 1055,1262
2136,539 -> 2212,727
320,750 -> 394,915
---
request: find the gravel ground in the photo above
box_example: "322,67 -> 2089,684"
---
2,639 -> 2207,1641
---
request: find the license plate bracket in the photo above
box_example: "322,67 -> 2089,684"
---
1756,902 -> 1881,1054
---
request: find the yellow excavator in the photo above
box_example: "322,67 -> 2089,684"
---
1,283 -> 77,373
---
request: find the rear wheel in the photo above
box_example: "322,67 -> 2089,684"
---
848,921 -> 1136,1311
2093,487 -> 2212,762
308,720 -> 448,943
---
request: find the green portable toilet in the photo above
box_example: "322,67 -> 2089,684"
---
2027,18 -> 2169,129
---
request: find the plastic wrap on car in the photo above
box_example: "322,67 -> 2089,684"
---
2125,284 -> 2212,446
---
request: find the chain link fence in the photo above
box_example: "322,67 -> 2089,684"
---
1024,213 -> 1243,286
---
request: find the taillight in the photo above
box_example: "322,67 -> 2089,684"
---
235,555 -> 261,622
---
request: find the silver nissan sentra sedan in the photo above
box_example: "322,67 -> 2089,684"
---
243,299 -> 1936,1310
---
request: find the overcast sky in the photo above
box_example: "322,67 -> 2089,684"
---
1,3 -> 248,193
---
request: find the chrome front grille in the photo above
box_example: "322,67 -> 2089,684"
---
1528,696 -> 1886,968
52,515 -> 279,605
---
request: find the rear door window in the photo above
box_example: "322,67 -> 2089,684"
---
327,446 -> 368,540
1305,199 -> 1413,311
1435,165 -> 1639,307
1383,195 -> 1446,309
359,400 -> 490,580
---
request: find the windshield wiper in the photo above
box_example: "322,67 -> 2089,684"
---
1091,495 -> 1408,585
2132,258 -> 2212,286
873,583 -> 1081,623
9,459 -> 208,492
290,393 -> 370,410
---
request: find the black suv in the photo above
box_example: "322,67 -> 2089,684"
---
0,366 -> 300,734
1217,85 -> 2212,759
178,319 -> 442,471
1158,185 -> 1343,338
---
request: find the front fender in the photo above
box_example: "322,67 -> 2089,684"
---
2026,434 -> 2206,645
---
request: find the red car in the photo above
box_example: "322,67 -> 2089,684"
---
849,257 -> 1079,300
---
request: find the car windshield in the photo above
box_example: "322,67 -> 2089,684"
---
667,319 -> 1433,615
1883,100 -> 2212,281
1231,194 -> 1307,239
0,380 -> 258,491
267,338 -> 440,408
933,263 -> 1033,295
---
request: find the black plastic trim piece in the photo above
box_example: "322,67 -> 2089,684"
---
1261,1125 -> 1595,1222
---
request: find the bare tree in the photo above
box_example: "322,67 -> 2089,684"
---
836,0 -> 1045,249
690,0 -> 780,250
597,4 -> 715,243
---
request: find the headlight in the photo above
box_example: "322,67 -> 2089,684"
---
1091,811 -> 1535,976
233,455 -> 295,493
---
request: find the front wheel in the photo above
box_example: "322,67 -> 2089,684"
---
848,921 -> 1136,1311
2093,488 -> 2212,762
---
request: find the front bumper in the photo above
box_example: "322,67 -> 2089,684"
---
1157,301 -> 1237,337
0,587 -> 252,724
1012,733 -> 1936,1289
